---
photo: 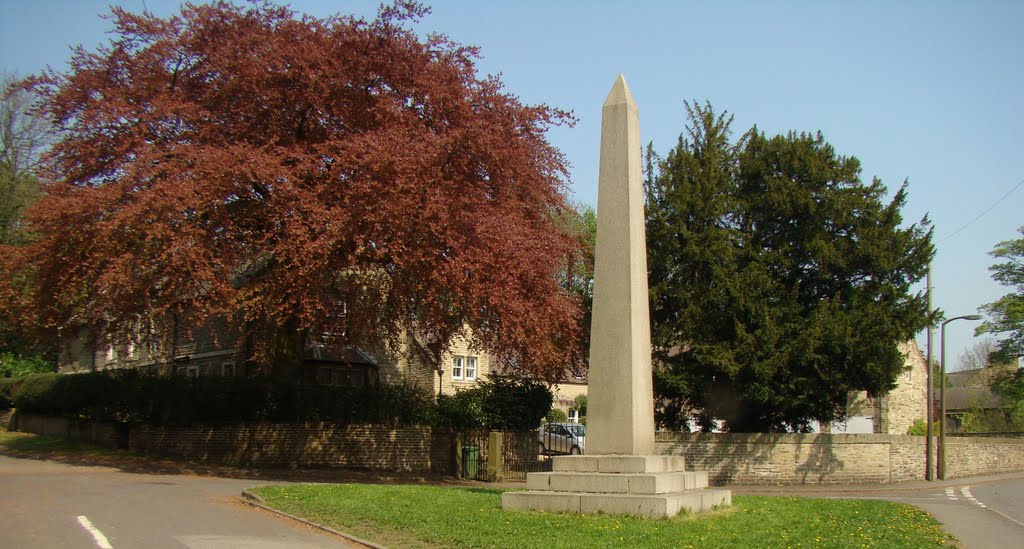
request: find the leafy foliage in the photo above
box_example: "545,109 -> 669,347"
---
991,367 -> 1024,432
4,370 -> 433,425
906,418 -> 927,436
545,408 -> 567,423
977,227 -> 1024,362
0,352 -> 52,378
556,202 -> 596,370
434,375 -> 552,430
0,1 -> 582,381
646,102 -> 935,432
0,72 -> 55,369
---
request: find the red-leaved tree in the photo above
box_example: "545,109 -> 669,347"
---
0,1 -> 582,380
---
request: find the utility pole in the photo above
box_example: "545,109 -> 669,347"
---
925,266 -> 933,481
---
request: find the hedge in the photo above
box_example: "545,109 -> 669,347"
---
1,370 -> 553,430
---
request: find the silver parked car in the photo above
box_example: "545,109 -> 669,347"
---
539,422 -> 585,455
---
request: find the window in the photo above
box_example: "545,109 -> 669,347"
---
105,345 -> 116,362
452,355 -> 477,382
568,408 -> 579,423
903,368 -> 912,383
185,365 -> 199,378
222,362 -> 236,377
126,342 -> 136,358
452,356 -> 464,380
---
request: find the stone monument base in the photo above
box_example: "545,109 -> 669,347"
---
501,455 -> 731,518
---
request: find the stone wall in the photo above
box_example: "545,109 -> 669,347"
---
12,412 -> 1023,484
10,412 -> 124,448
942,436 -> 1024,478
130,422 -> 445,472
656,432 -> 1024,485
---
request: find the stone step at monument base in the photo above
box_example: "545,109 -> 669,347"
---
551,454 -> 686,474
500,454 -> 731,518
527,470 -> 709,494
501,488 -> 732,518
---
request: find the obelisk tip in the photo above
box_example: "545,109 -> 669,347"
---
604,74 -> 635,107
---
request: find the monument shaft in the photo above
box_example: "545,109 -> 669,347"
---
586,75 -> 655,456
501,76 -> 731,516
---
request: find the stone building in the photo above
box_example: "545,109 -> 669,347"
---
57,318 -> 492,399
838,340 -> 929,434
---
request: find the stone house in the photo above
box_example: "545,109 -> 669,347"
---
57,318 -> 492,399
550,375 -> 588,422
836,340 -> 929,434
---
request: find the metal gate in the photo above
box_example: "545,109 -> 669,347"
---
458,430 -> 489,480
501,430 -> 551,480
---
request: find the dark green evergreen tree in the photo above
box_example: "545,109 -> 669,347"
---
977,228 -> 1024,363
646,102 -> 935,432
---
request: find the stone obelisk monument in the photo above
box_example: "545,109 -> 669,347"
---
587,74 -> 655,456
502,75 -> 730,518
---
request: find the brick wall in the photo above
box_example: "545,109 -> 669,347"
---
656,432 -> 1024,485
129,422 -> 439,472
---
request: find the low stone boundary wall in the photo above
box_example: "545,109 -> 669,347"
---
11,412 -> 1024,484
656,432 -> 1024,485
11,412 -> 451,474
942,436 -> 1024,479
9,412 -> 124,448
131,423 -> 449,473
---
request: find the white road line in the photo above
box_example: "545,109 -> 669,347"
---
76,515 -> 113,549
945,487 -> 957,500
961,486 -> 988,509
961,487 -> 1024,528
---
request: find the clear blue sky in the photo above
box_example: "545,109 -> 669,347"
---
2,0 -> 1021,369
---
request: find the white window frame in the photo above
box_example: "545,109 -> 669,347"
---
222,361 -> 236,377
452,356 -> 464,380
185,365 -> 199,378
568,408 -> 580,423
126,341 -> 136,358
465,356 -> 477,381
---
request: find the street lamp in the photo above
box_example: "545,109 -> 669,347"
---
937,314 -> 982,480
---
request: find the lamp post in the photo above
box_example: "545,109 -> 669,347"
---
937,314 -> 982,480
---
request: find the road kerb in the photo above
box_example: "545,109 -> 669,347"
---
239,488 -> 385,549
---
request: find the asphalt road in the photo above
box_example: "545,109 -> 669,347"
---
0,455 -> 352,548
874,477 -> 1024,549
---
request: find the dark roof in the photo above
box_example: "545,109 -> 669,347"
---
941,387 -> 1005,411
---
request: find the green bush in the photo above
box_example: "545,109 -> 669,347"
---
433,376 -> 553,431
478,376 -> 552,431
4,368 -> 547,430
434,390 -> 484,429
907,418 -> 927,436
4,370 -> 434,426
545,408 -> 567,424
0,353 -> 54,379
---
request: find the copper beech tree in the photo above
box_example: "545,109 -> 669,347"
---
0,1 -> 584,380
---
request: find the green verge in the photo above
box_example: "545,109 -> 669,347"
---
0,430 -> 123,457
251,484 -> 958,548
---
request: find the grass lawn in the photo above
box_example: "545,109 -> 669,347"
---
0,430 -> 121,455
251,484 -> 958,548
